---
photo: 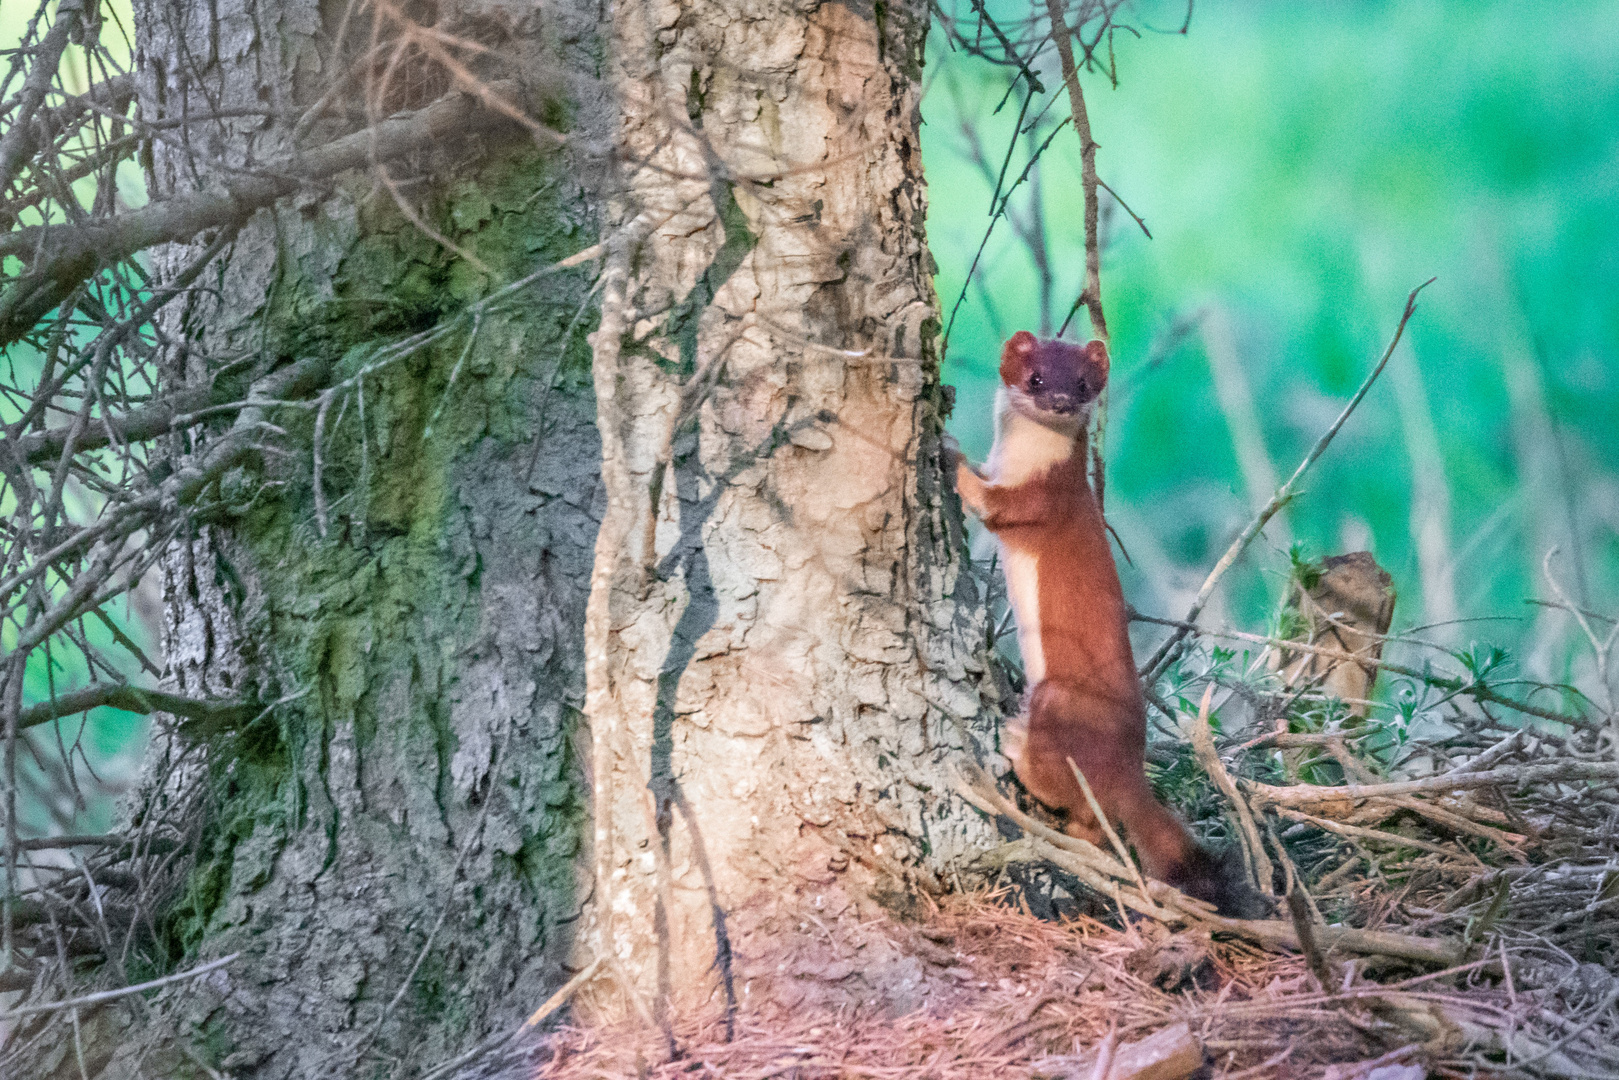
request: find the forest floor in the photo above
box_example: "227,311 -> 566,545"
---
529,891 -> 1405,1080
499,662 -> 1619,1080
513,861 -> 1618,1080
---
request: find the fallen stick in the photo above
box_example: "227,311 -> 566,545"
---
1244,759 -> 1619,809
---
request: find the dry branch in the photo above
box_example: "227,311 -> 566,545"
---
14,834 -> 128,850
0,81 -> 529,345
11,351 -> 332,466
0,952 -> 238,1022
1140,280 -> 1434,681
1270,807 -> 1470,862
954,762 -> 1463,967
1133,610 -> 1590,730
0,354 -> 333,606
0,0 -> 86,195
14,685 -> 254,734
1043,0 -> 1106,343
1186,686 -> 1273,894
1245,760 -> 1619,809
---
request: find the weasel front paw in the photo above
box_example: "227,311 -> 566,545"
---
954,460 -> 991,517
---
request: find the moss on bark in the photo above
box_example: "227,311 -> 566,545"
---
115,141 -> 604,1077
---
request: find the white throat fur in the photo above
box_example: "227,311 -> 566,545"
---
986,386 -> 1085,487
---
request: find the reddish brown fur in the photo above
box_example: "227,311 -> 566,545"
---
956,333 -> 1238,911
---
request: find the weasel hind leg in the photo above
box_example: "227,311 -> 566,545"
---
1002,707 -> 1105,846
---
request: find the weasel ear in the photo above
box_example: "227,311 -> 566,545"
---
1000,330 -> 1038,385
1006,330 -> 1038,355
1084,339 -> 1111,377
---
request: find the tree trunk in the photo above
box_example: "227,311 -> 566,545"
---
50,3 -> 611,1077
583,0 -> 997,1023
36,0 -> 998,1074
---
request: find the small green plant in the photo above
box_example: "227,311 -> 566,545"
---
1287,542 -> 1325,592
1455,642 -> 1511,685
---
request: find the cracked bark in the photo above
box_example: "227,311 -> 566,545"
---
26,0 -> 1002,1074
583,0 -> 999,1021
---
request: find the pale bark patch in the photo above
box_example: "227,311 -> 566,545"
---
581,0 -> 1000,1023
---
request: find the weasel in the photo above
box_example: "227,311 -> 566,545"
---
954,330 -> 1244,913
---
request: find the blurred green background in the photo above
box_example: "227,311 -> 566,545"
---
2,0 -> 151,838
8,0 -> 1618,838
925,0 -> 1619,692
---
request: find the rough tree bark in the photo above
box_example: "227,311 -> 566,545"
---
52,2 -> 612,1076
583,0 -> 997,1023
33,0 -> 1000,1075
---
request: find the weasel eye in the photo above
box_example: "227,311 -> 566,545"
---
1028,373 -> 1044,391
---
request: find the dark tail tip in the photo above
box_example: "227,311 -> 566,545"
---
1165,845 -> 1273,920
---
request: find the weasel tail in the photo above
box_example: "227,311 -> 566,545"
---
955,331 -> 1248,914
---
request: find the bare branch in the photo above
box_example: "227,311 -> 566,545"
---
1247,759 -> 1619,807
1044,0 -> 1107,343
0,354 -> 332,605
0,953 -> 239,1022
1131,607 -> 1591,730
0,0 -> 85,195
0,81 -> 529,346
15,685 -> 255,734
15,833 -> 131,850
1140,279 -> 1436,681
11,351 -> 330,466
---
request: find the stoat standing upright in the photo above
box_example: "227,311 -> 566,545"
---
954,330 -> 1238,912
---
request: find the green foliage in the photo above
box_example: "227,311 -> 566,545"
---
1287,544 -> 1325,593
1455,641 -> 1512,684
926,0 -> 1619,669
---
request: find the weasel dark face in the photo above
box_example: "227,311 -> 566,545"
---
998,330 -> 1110,421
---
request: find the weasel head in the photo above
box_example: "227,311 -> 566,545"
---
998,330 -> 1109,431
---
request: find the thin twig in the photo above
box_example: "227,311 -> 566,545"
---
0,953 -> 238,1021
1140,279 -> 1435,682
1088,1025 -> 1117,1080
1068,756 -> 1148,896
1186,686 -> 1273,894
519,956 -> 605,1034
1132,610 -> 1591,730
1044,0 -> 1106,343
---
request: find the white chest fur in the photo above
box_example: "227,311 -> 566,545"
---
986,387 -> 1083,487
984,388 -> 1084,687
1001,545 -> 1045,684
